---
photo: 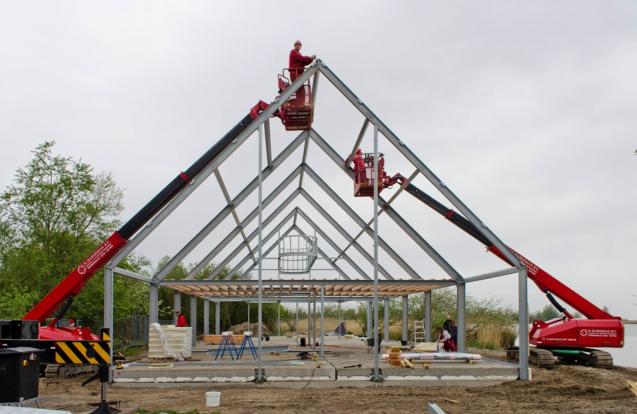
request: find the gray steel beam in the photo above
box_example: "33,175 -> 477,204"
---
215,301 -> 221,334
199,296 -> 397,302
190,296 -> 197,346
345,119 -> 369,166
264,119 -> 272,167
162,278 -> 453,287
207,203 -> 299,280
154,132 -> 307,282
310,71 -> 320,112
464,267 -> 518,283
173,293 -> 181,324
149,282 -> 159,324
366,301 -> 372,337
298,189 -> 385,279
518,268 -> 529,380
295,209 -> 365,279
316,60 -> 522,269
297,136 -> 310,188
308,129 -> 463,282
401,295 -> 409,342
203,300 -> 210,336
106,65 -> 318,270
189,172 -> 302,279
292,224 -> 349,279
214,168 -> 256,264
424,291 -> 432,342
373,124 -> 380,382
383,297 -> 390,342
113,267 -> 151,283
456,283 -> 466,352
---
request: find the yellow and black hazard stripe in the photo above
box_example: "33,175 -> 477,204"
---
54,341 -> 110,365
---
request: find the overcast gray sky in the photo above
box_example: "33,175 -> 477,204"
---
1,1 -> 636,318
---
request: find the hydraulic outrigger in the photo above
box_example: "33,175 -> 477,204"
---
351,149 -> 624,368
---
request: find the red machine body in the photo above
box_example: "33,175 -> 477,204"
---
21,101 -> 271,342
276,68 -> 313,131
351,149 -> 404,197
351,148 -> 624,352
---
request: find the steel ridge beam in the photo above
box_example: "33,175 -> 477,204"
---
308,129 -> 463,282
107,64 -> 319,270
315,60 -> 522,269
153,131 -> 308,282
113,267 -> 151,283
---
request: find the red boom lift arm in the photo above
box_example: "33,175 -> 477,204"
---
23,101 -> 270,328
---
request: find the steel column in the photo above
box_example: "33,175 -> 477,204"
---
401,295 -> 409,342
215,301 -> 221,334
149,283 -> 159,324
366,301 -> 372,337
424,291 -> 432,342
320,286 -> 325,356
190,296 -> 197,346
383,297 -> 390,342
456,283 -> 466,352
518,268 -> 529,380
174,293 -> 181,324
203,300 -> 210,336
257,123 -> 264,382
277,301 -> 281,336
372,123 -> 381,382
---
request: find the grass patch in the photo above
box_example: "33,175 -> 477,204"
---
469,324 -> 517,350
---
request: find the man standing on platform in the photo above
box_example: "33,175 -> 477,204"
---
289,40 -> 316,104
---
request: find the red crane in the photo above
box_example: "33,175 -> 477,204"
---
351,149 -> 624,368
20,101 -> 271,342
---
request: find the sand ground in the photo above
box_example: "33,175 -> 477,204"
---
37,363 -> 637,414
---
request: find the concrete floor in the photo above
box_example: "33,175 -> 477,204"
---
112,336 -> 519,386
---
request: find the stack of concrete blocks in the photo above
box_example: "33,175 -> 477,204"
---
148,324 -> 192,359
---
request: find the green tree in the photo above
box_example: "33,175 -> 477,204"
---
0,141 -> 145,323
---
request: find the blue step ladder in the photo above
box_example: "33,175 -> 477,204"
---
214,332 -> 238,360
237,331 -> 258,360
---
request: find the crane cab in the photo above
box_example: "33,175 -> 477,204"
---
277,68 -> 313,130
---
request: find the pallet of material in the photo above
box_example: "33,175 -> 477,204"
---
148,324 -> 192,359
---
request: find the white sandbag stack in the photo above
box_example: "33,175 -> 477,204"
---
148,323 -> 192,360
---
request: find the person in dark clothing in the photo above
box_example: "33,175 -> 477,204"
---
288,40 -> 315,105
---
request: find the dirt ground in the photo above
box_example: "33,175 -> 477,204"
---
38,364 -> 637,414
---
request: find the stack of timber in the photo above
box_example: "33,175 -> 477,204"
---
387,346 -> 402,367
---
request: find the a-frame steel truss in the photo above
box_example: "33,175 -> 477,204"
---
103,60 -> 530,380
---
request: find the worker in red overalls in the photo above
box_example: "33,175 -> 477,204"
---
175,310 -> 188,327
289,40 -> 315,105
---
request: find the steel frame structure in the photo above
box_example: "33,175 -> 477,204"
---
103,59 -> 529,381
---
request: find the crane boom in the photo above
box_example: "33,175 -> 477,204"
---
23,101 -> 270,325
402,183 -> 618,321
